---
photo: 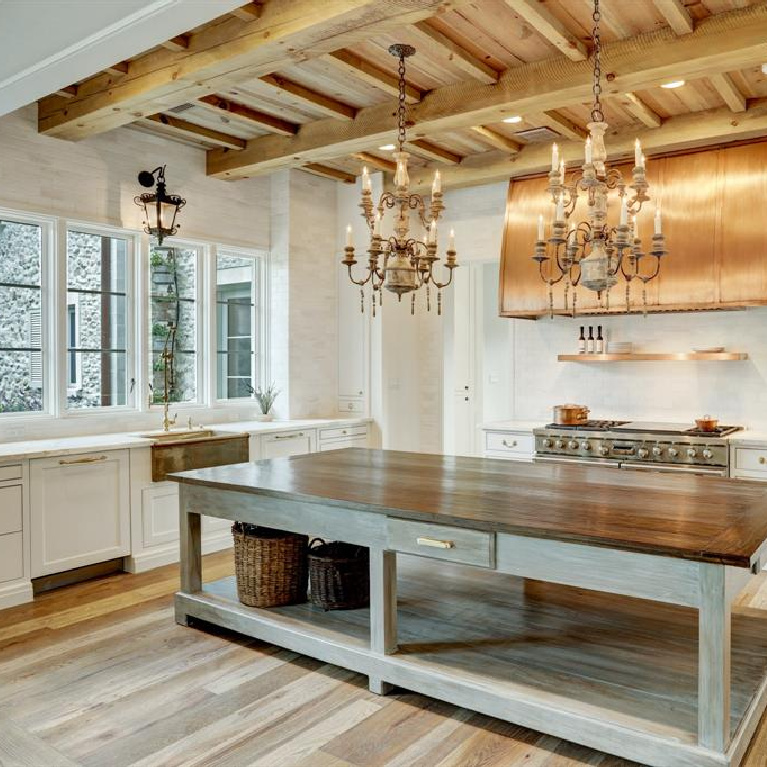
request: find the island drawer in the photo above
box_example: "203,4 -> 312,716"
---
484,431 -> 534,457
733,447 -> 767,477
387,519 -> 494,568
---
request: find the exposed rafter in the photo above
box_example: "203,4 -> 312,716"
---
502,0 -> 587,62
198,94 -> 298,136
710,73 -> 747,113
469,126 -> 522,153
230,2 -> 263,21
259,74 -> 357,120
37,0 -> 462,140
206,3 -> 767,179
405,139 -> 462,165
55,86 -> 78,99
652,0 -> 694,36
618,92 -> 662,128
532,111 -> 588,141
409,21 -> 500,85
327,50 -> 422,104
302,164 -> 356,183
146,114 -> 246,149
161,35 -> 190,52
103,61 -> 129,77
352,152 -> 397,172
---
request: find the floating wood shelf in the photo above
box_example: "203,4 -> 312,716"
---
558,352 -> 749,362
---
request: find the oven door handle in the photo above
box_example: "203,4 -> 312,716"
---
534,455 -> 621,468
619,461 -> 727,476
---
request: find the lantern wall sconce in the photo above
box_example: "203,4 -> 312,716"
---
134,165 -> 186,246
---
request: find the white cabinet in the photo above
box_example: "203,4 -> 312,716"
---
261,429 -> 316,459
141,482 -> 180,548
30,450 -> 130,577
337,263 -> 367,413
0,464 -> 24,585
731,446 -> 767,480
318,424 -> 369,452
482,429 -> 535,462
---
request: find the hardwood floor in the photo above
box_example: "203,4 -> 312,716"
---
2,551 -> 767,767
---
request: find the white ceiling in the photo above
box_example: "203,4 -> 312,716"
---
0,0 -> 245,117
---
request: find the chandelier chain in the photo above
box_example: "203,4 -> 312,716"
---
591,0 -> 604,123
397,53 -> 407,150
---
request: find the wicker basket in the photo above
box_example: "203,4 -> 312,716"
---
232,523 -> 308,608
308,538 -> 370,611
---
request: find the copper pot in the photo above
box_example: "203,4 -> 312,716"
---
552,404 -> 590,425
695,414 -> 719,432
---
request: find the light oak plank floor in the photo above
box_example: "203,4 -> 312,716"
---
2,550 -> 767,767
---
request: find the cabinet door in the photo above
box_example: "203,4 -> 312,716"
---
261,431 -> 314,459
31,450 -> 130,576
337,266 -> 366,400
142,482 -> 179,548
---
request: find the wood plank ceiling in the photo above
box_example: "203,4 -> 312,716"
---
36,0 -> 767,191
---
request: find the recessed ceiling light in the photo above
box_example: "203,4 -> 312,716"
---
378,144 -> 396,151
761,63 -> 767,75
503,115 -> 523,124
660,79 -> 685,89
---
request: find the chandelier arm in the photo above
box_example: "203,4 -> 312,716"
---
345,264 -> 374,287
427,264 -> 457,290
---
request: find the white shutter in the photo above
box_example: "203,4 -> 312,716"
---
28,308 -> 42,388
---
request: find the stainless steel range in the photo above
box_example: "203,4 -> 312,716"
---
534,421 -> 743,476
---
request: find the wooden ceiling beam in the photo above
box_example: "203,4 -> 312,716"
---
710,73 -> 747,113
410,21 -> 500,85
618,92 -> 662,128
103,61 -> 129,77
259,73 -> 356,120
206,3 -> 767,179
146,113 -> 246,149
469,126 -> 522,154
198,94 -> 298,136
352,152 -> 397,172
55,86 -> 78,99
327,50 -> 422,104
532,110 -> 588,141
302,164 -> 356,183
37,0 -> 460,140
405,139 -> 462,165
652,0 -> 694,36
230,2 -> 263,21
161,35 -> 190,52
408,99 -> 767,191
502,0 -> 587,62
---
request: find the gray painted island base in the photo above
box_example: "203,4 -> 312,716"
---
174,480 -> 767,767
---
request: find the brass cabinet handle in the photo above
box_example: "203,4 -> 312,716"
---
502,439 -> 517,448
59,455 -> 108,466
760,457 -> 766,465
416,536 -> 455,549
272,433 -> 304,441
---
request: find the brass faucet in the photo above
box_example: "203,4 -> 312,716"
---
159,326 -> 177,432
162,401 -> 177,432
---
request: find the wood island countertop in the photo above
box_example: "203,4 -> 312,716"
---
170,448 -> 767,568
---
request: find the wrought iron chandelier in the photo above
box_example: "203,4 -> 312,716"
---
341,43 -> 458,316
134,165 -> 185,246
533,0 -> 667,317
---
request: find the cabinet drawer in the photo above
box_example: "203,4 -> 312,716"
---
0,464 -> 22,482
338,398 -> 364,414
320,425 -> 367,442
262,430 -> 314,459
733,448 -> 767,476
0,532 -> 23,583
319,437 -> 368,452
0,485 -> 22,535
484,431 -> 534,456
387,518 -> 494,568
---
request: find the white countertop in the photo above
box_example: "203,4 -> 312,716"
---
481,420 -> 542,432
0,417 -> 371,463
727,430 -> 767,446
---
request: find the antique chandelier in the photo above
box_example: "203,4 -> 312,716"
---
341,43 -> 457,317
533,0 -> 667,317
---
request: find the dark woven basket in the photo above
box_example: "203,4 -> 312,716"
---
308,538 -> 370,611
232,523 -> 308,608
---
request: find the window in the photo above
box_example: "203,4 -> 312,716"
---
149,244 -> 198,404
0,219 -> 44,414
66,229 -> 131,409
216,252 -> 261,399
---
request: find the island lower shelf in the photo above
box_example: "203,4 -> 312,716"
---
177,558 -> 767,767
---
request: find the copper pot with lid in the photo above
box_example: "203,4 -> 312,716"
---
695,414 -> 719,432
552,404 -> 590,425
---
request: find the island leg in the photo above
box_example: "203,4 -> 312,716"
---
176,504 -> 202,627
698,563 -> 731,753
369,548 -> 397,695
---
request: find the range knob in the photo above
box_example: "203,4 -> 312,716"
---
568,440 -> 579,450
556,440 -> 565,449
702,448 -> 713,459
652,446 -> 663,457
638,448 -> 649,459
580,440 -> 591,450
687,447 -> 697,458
542,438 -> 552,448
598,446 -> 609,457
668,447 -> 679,458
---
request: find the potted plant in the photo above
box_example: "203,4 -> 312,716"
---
248,382 -> 279,421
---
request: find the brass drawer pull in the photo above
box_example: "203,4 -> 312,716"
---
59,455 -> 108,466
760,457 -> 766,465
502,439 -> 517,448
273,433 -> 304,441
416,536 -> 455,549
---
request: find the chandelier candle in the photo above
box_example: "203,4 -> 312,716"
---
531,0 -> 668,317
341,43 -> 458,317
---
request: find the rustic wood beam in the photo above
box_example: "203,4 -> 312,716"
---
710,73 -> 747,113
161,35 -> 190,52
502,0 -> 586,61
302,163 -> 356,183
530,111 -> 588,141
103,61 -> 129,77
408,99 -> 767,191
410,21 -> 499,85
652,0 -> 694,35
405,139 -> 462,165
146,113 -> 246,149
352,152 -> 397,172
37,0 -> 460,139
327,50 -> 422,104
55,86 -> 78,99
198,94 -> 298,136
469,125 -> 522,153
618,92 -> 662,128
207,3 -> 767,178
230,2 -> 263,21
259,73 -> 356,120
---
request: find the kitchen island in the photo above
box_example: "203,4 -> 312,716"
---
171,449 -> 767,767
